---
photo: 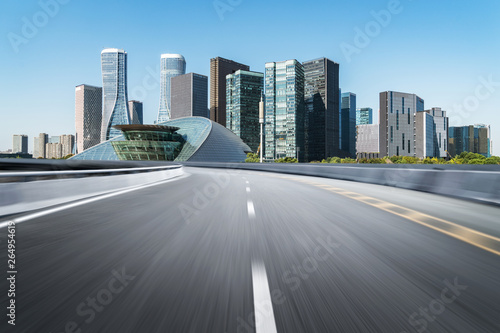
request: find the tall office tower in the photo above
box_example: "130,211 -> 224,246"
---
35,133 -> 48,158
170,73 -> 208,119
425,107 -> 448,158
264,60 -> 305,161
415,111 -> 435,159
379,91 -> 424,157
303,58 -> 340,161
128,100 -> 144,125
46,143 -> 63,159
75,84 -> 102,154
356,124 -> 379,156
448,124 -> 491,157
60,134 -> 75,156
157,54 -> 186,123
210,57 -> 249,127
340,92 -> 357,158
101,48 -> 130,142
226,70 -> 264,152
12,135 -> 28,153
356,107 -> 373,125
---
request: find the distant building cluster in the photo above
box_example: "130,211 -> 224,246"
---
6,48 -> 493,161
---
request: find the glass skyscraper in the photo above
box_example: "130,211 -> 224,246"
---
157,54 -> 186,123
356,107 -> 373,125
264,60 -> 305,161
75,84 -> 102,154
341,92 -> 357,158
303,58 -> 340,161
101,48 -> 130,141
226,70 -> 264,152
448,124 -> 491,157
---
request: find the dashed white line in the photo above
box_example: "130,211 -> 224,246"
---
245,180 -> 250,184
246,187 -> 251,193
247,200 -> 256,218
251,261 -> 278,333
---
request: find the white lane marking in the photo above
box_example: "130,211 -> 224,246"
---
0,173 -> 189,229
246,187 -> 251,193
245,180 -> 250,184
247,200 -> 255,218
251,261 -> 278,333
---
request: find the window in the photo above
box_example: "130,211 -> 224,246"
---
396,111 -> 399,130
439,133 -> 442,148
402,133 -> 405,150
390,126 -> 393,143
408,112 -> 411,124
408,140 -> 410,153
396,146 -> 399,156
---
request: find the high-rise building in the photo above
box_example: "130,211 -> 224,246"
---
210,57 -> 249,127
128,100 -> 143,125
60,134 -> 75,156
12,135 -> 28,153
356,124 -> 379,155
46,143 -> 63,159
157,54 -> 186,123
341,92 -> 357,158
34,133 -> 48,158
356,107 -> 373,125
226,70 -> 264,152
303,58 -> 340,161
415,111 -> 435,159
101,48 -> 130,142
448,124 -> 491,157
425,107 -> 448,158
264,60 -> 305,161
379,91 -> 424,157
170,73 -> 208,119
75,84 -> 102,154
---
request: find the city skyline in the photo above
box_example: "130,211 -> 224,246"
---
1,0 -> 499,153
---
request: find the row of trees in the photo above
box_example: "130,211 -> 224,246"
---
246,152 -> 500,165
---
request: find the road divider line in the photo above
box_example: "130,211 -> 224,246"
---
246,187 -> 251,193
251,261 -> 278,333
0,173 -> 189,228
247,200 -> 256,219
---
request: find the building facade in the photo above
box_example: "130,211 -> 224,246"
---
46,143 -> 63,159
303,58 -> 340,161
226,70 -> 264,152
75,84 -> 102,154
341,92 -> 357,158
356,107 -> 373,125
34,133 -> 48,158
264,60 -> 305,161
157,54 -> 186,123
128,100 -> 143,125
425,107 -> 448,158
210,57 -> 249,127
448,124 -> 491,157
415,111 -> 435,159
60,134 -> 75,156
13,135 -> 28,153
170,73 -> 208,120
379,91 -> 424,157
356,124 -> 379,155
101,48 -> 130,142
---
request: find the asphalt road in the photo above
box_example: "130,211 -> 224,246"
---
1,167 -> 500,332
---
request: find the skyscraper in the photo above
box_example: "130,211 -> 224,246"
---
101,48 -> 130,142
379,91 -> 424,157
415,111 -> 435,159
128,100 -> 143,125
265,60 -> 305,161
448,124 -> 491,157
157,54 -> 186,123
12,135 -> 28,153
356,107 -> 373,125
226,70 -> 264,152
75,84 -> 102,154
170,73 -> 208,120
60,134 -> 75,156
341,92 -> 357,158
303,58 -> 340,161
356,124 -> 379,156
425,107 -> 448,158
35,133 -> 48,159
210,57 -> 249,127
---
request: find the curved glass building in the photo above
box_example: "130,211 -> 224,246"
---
101,48 -> 130,142
157,54 -> 186,123
70,117 -> 252,162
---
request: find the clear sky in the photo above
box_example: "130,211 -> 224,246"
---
1,0 -> 499,154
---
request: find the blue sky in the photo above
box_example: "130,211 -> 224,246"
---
1,0 -> 499,154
